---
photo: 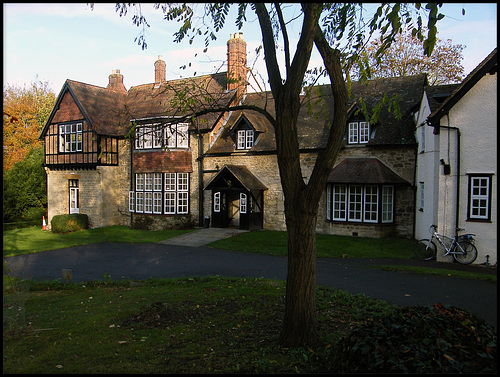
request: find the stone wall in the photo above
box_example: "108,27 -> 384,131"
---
203,143 -> 416,238
45,139 -> 131,230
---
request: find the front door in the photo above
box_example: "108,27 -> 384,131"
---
211,189 -> 247,229
212,191 -> 228,227
69,179 -> 79,214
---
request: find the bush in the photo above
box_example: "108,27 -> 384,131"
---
329,303 -> 497,373
51,214 -> 89,233
3,146 -> 47,223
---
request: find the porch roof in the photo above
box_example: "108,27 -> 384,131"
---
327,158 -> 409,185
204,165 -> 268,192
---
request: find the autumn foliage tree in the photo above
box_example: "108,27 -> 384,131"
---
358,26 -> 465,85
108,3 -> 445,347
3,79 -> 55,171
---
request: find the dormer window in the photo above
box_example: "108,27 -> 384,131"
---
348,121 -> 370,144
232,115 -> 257,150
237,129 -> 254,149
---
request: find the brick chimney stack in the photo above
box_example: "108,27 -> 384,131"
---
155,55 -> 166,84
227,33 -> 247,103
107,69 -> 127,93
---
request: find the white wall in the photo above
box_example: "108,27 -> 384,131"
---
437,72 -> 497,265
414,91 -> 440,240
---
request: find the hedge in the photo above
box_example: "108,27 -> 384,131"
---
50,214 -> 89,233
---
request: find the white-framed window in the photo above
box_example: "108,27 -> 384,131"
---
333,185 -> 347,221
59,122 -> 83,153
153,173 -> 162,191
177,192 -> 189,214
129,191 -> 135,212
145,173 -> 153,191
347,121 -> 370,145
153,192 -> 162,214
165,123 -> 189,149
177,172 -> 189,214
468,175 -> 492,220
237,129 -> 254,149
176,123 -> 189,148
326,183 -> 394,224
240,193 -> 247,214
136,174 -> 144,191
135,123 -> 189,150
165,192 -> 176,214
359,122 -> 370,143
165,173 -> 176,191
214,192 -> 221,212
144,192 -> 153,213
363,185 -> 378,223
348,123 -> 358,144
177,173 -> 189,191
136,192 -> 144,213
129,172 -> 189,215
381,185 -> 394,223
348,185 -> 363,222
135,126 -> 153,149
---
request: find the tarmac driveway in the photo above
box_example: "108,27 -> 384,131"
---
4,241 -> 497,328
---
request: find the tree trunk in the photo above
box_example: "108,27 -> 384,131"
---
278,202 -> 320,347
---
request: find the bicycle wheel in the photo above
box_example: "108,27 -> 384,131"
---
414,239 -> 437,261
453,241 -> 478,265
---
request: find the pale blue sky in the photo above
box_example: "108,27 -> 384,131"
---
4,3 -> 497,93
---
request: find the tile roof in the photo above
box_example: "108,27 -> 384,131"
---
43,73 -> 234,138
65,80 -> 128,137
204,164 -> 268,191
327,158 -> 409,184
207,74 -> 427,154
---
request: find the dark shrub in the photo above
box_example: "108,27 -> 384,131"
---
51,214 -> 89,233
329,303 -> 496,373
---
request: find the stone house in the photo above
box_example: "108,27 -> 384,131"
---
414,48 -> 497,265
40,33 -> 430,240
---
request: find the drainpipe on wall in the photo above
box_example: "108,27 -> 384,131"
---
197,129 -> 204,227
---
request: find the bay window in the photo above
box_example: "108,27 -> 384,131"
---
326,183 -> 394,224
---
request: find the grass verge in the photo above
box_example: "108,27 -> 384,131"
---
210,230 -> 416,258
3,226 -> 194,257
371,265 -> 496,283
3,276 -> 398,374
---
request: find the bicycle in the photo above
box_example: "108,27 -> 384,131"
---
414,224 -> 478,265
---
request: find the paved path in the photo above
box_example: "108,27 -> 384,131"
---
158,228 -> 248,247
4,228 -> 497,328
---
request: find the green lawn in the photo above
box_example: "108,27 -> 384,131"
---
3,276 -> 398,373
3,226 -> 194,257
209,230 -> 415,259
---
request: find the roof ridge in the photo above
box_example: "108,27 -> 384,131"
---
129,71 -> 228,91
